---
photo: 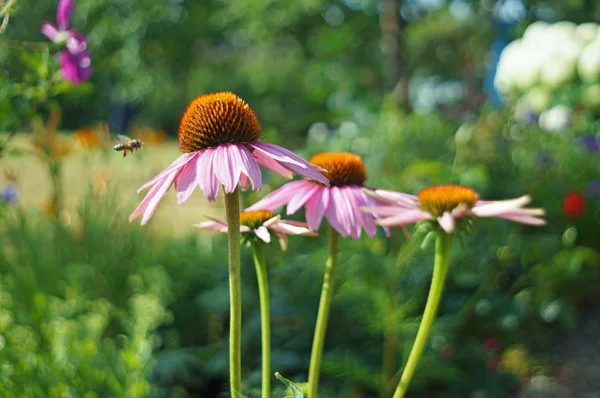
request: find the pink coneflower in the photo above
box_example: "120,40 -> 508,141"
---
129,92 -> 329,225
197,209 -> 317,251
363,185 -> 546,233
41,0 -> 92,84
247,152 -> 389,240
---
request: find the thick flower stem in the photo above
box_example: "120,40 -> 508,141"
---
251,241 -> 271,398
225,188 -> 243,397
307,225 -> 339,398
392,233 -> 453,398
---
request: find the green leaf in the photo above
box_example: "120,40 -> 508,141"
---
275,372 -> 306,398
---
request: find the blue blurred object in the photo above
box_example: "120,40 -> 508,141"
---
484,0 -> 525,107
109,102 -> 136,134
0,182 -> 18,205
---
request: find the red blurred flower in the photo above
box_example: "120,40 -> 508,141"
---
563,191 -> 586,218
440,344 -> 453,359
482,338 -> 500,352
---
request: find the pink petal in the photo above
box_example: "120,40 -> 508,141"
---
437,212 -> 456,233
176,152 -> 202,204
471,195 -> 532,217
251,147 -> 294,179
305,186 -> 329,231
376,210 -> 431,227
250,142 -> 329,186
239,174 -> 252,190
41,22 -> 59,42
213,145 -> 239,194
196,220 -> 228,232
360,205 -> 406,217
129,171 -> 178,225
286,182 -> 321,214
246,180 -> 310,212
254,226 -> 271,243
497,214 -> 547,225
198,149 -> 220,201
269,221 -> 315,236
263,215 -> 282,228
137,152 -> 196,193
325,187 -> 353,238
350,188 -> 377,238
363,188 -> 418,207
57,0 -> 74,30
236,145 -> 262,190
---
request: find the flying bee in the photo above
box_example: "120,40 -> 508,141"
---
113,135 -> 144,157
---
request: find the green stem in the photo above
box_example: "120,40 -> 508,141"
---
392,233 -> 453,398
225,188 -> 242,397
251,241 -> 271,398
307,225 -> 339,398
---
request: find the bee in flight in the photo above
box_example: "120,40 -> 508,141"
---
113,135 -> 144,157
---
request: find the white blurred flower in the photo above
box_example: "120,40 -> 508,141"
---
578,38 -> 600,82
538,105 -> 572,132
574,22 -> 599,43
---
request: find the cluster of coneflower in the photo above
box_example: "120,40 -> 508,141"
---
130,92 -> 545,398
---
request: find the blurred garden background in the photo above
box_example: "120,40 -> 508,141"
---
1,0 -> 600,397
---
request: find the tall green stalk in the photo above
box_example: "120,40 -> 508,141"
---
392,233 -> 453,398
307,225 -> 339,398
251,241 -> 271,398
224,188 -> 242,397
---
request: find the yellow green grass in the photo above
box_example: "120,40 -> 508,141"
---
1,133 -> 223,234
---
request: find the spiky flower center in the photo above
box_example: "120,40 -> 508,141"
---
309,152 -> 367,186
178,92 -> 262,153
239,210 -> 275,230
417,185 -> 479,216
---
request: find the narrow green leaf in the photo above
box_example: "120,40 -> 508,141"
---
275,372 -> 306,398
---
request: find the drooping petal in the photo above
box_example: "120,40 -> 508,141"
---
251,146 -> 294,179
57,0 -> 74,30
236,145 -> 262,190
239,174 -> 252,190
198,148 -> 220,201
254,226 -> 271,243
325,187 -> 353,238
350,188 -> 378,238
305,186 -> 329,232
41,22 -> 59,42
437,211 -> 456,233
496,213 -> 547,225
363,188 -> 418,207
286,182 -> 321,214
175,152 -> 201,204
195,220 -> 229,232
246,180 -> 309,212
213,145 -> 238,193
129,171 -> 178,225
250,142 -> 329,185
269,220 -> 317,236
360,205 -> 409,217
471,195 -> 532,217
263,215 -> 282,228
376,210 -> 431,227
137,152 -> 196,193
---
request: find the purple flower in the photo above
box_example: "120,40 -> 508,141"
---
41,0 -> 92,84
581,133 -> 600,153
0,183 -> 18,205
586,180 -> 600,198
